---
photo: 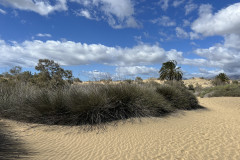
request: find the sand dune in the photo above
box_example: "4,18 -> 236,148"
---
143,77 -> 213,88
79,77 -> 214,88
1,97 -> 240,160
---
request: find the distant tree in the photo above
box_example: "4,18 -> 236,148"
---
35,59 -> 73,87
135,76 -> 143,82
10,66 -> 22,76
212,73 -> 230,86
215,73 -> 229,82
159,60 -> 183,81
19,71 -> 33,83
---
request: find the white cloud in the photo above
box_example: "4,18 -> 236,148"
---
0,8 -> 6,14
176,27 -> 188,38
158,0 -> 169,11
0,39 -> 183,67
1,37 -> 239,77
184,1 -> 198,15
173,0 -> 184,7
74,9 -> 92,19
87,70 -> 112,80
193,35 -> 240,75
0,0 -> 67,16
192,3 -> 240,36
189,32 -> 200,40
175,27 -> 200,40
189,68 -> 224,78
116,66 -> 158,77
70,0 -> 139,28
224,34 -> 240,50
189,3 -> 240,76
151,16 -> 176,27
36,33 -> 52,38
183,19 -> 190,27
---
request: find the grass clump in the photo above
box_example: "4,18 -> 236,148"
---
199,84 -> 240,97
24,83 -> 175,125
0,81 -> 202,126
156,82 -> 200,110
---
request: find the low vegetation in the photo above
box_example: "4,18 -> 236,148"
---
0,59 -> 204,126
191,73 -> 240,97
0,81 -> 202,125
199,84 -> 240,97
211,73 -> 230,86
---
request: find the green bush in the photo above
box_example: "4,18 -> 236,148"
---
156,84 -> 199,110
212,73 -> 230,86
199,84 -> 240,97
0,82 -> 202,125
232,80 -> 239,84
123,79 -> 134,84
188,84 -> 194,91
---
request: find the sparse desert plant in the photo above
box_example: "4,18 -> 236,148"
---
188,84 -> 194,91
194,83 -> 203,92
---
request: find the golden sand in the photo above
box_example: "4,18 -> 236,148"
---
1,97 -> 240,160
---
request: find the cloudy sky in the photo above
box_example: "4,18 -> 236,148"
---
0,0 -> 240,80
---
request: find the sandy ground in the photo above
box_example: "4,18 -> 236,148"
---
1,97 -> 240,160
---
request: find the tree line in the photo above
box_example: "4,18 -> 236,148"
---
0,59 -> 232,87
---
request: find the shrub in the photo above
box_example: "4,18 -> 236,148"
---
123,79 -> 133,84
232,80 -> 239,84
188,84 -> 194,91
164,80 -> 186,88
73,78 -> 82,83
135,76 -> 143,82
199,84 -> 240,97
212,73 -> 230,86
0,82 -> 202,125
156,84 -> 199,110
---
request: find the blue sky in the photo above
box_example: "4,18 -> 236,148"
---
0,0 -> 240,81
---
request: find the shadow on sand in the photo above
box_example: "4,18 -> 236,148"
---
0,120 -> 35,159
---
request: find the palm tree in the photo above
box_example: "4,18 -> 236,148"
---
159,60 -> 183,81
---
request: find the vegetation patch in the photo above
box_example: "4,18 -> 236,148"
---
0,59 -> 203,126
199,84 -> 240,97
0,82 -> 202,125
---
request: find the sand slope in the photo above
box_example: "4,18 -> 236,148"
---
1,97 -> 240,160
